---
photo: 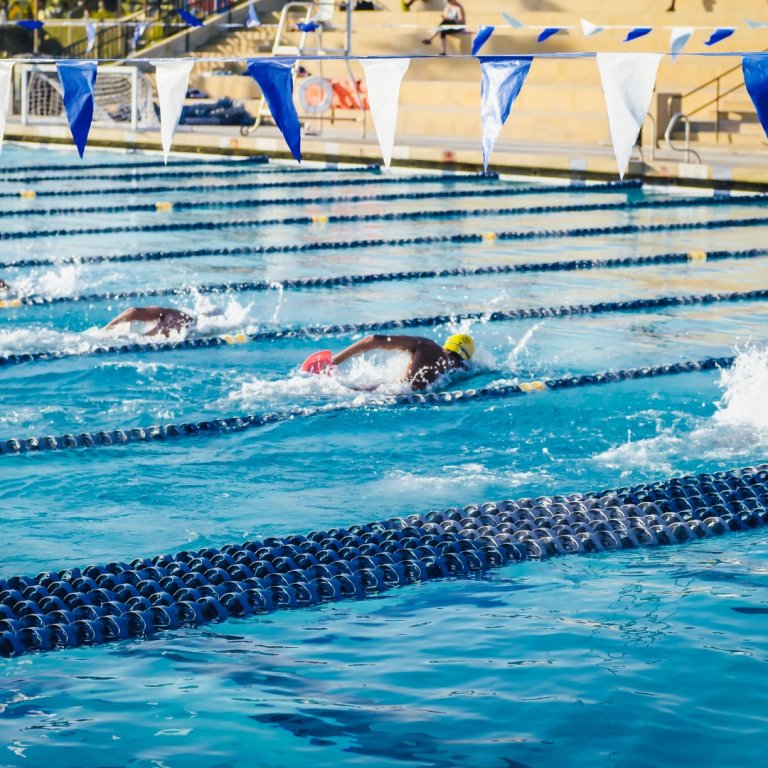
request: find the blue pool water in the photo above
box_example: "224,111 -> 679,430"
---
1,145 -> 767,767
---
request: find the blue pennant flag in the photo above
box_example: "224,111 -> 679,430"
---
245,58 -> 301,162
742,56 -> 768,138
623,27 -> 652,43
246,0 -> 261,28
56,61 -> 97,158
479,56 -> 532,170
472,26 -> 495,56
16,20 -> 44,31
537,27 -> 562,43
297,21 -> 319,33
705,28 -> 735,46
177,9 -> 204,27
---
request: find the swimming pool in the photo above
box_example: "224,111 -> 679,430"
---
1,144 -> 767,768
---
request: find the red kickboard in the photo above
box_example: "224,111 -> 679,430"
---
300,350 -> 334,375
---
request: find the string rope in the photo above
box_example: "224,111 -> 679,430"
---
6,248 -> 767,309
0,171 -> 497,201
2,459 -> 765,657
0,355 -> 734,457
1,214 -> 766,271
0,179 -> 640,225
0,289 -> 763,369
3,191 -> 767,243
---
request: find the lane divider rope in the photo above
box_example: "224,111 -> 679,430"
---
1,190 -> 764,243
0,179 -> 640,224
0,171 -> 497,201
0,290 -> 764,369
0,355 -> 736,457
1,459 -> 765,657
0,213 -> 762,271
0,161 -> 381,186
0,156 -> 269,176
4,247 -> 767,310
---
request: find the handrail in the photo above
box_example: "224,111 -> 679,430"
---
664,112 -> 701,164
680,59 -> 744,101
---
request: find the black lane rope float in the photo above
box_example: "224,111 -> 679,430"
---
1,213 -> 763,272
0,179 -> 640,223
0,289 -> 765,370
3,191 -> 766,243
0,171 -> 497,201
2,460 -> 766,657
4,248 -> 766,310
2,162 -> 379,186
0,354 -> 734,457
0,157 -> 269,176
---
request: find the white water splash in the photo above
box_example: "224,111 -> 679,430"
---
375,464 -> 552,496
269,282 -> 284,325
594,346 -> 768,475
713,346 -> 768,431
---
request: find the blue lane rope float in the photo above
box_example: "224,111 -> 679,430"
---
2,460 -> 765,657
0,290 -> 764,369
2,191 -> 767,243
0,171 -> 497,201
5,248 -> 768,310
1,214 -> 764,272
0,157 -> 269,176
0,179 -> 640,224
0,355 -> 737,457
1,162 -> 378,186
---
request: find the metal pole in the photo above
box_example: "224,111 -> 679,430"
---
33,0 -> 39,55
345,0 -> 351,55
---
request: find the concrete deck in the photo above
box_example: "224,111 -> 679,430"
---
6,118 -> 768,192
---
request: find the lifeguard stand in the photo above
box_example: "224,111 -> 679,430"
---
248,1 -> 366,136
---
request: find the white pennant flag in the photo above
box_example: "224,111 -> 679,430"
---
597,53 -> 662,179
85,22 -> 96,54
580,18 -> 603,37
152,59 -> 194,163
361,58 -> 410,169
669,27 -> 693,61
0,61 -> 14,153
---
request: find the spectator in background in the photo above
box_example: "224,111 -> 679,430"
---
92,0 -> 112,20
420,0 -> 466,56
68,0 -> 88,18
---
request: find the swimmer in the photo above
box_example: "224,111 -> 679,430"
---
103,306 -> 196,338
330,333 -> 474,390
0,278 -> 16,298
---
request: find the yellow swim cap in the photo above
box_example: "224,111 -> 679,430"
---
444,333 -> 475,361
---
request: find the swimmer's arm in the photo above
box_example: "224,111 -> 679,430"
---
102,306 -> 167,330
331,334 -> 421,365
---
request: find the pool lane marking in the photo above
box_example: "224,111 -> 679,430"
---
2,248 -> 767,310
2,461 -> 765,658
2,162 -> 380,186
1,191 -> 766,242
0,288 -> 766,370
0,355 -> 738,458
1,461 -> 765,658
0,179 -> 640,224
0,157 -> 270,177
1,212 -> 765,271
0,170 -> 497,202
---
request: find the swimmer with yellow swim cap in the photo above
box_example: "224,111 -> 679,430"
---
331,333 -> 474,391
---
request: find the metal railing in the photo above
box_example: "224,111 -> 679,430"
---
61,21 -> 134,59
668,50 -> 766,144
